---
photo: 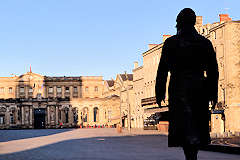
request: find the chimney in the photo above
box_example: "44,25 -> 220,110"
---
196,16 -> 203,25
163,35 -> 171,42
219,14 -> 232,23
148,44 -> 159,50
134,61 -> 138,69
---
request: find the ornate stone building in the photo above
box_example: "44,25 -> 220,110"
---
103,73 -> 135,128
0,71 -> 120,129
133,14 -> 240,134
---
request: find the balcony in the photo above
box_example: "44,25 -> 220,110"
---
141,97 -> 156,106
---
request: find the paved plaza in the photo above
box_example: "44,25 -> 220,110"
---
0,128 -> 240,160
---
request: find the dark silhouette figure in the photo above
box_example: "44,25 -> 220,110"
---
155,8 -> 219,160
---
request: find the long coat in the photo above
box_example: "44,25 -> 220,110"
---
155,28 -> 219,147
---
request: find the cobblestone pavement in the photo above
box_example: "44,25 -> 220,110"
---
1,128 -> 240,160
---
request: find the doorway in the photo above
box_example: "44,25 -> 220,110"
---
34,108 -> 46,129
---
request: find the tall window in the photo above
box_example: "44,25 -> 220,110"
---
65,87 -> 70,93
108,110 -> 112,122
10,113 -> 14,124
48,87 -> 53,93
0,115 -> 4,125
73,87 -> 78,93
29,87 -> 33,93
85,87 -> 88,92
83,107 -> 88,122
65,109 -> 69,123
94,86 -> 98,92
57,87 -> 62,93
9,87 -> 13,93
93,107 -> 99,122
20,87 -> 25,93
0,87 -> 4,93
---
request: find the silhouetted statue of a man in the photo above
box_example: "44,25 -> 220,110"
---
155,8 -> 219,160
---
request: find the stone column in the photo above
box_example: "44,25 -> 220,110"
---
78,107 -> 82,125
78,86 -> 81,98
61,110 -> 65,123
25,86 -> 28,98
47,106 -> 50,125
56,106 -> 58,125
69,108 -> 73,124
21,107 -> 24,125
89,106 -> 93,123
29,107 -> 33,126
6,108 -> 10,126
70,86 -> 73,99
42,85 -> 46,98
16,86 -> 19,98
53,86 -> 57,98
62,86 -> 65,98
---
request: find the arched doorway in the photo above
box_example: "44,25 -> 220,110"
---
93,107 -> 99,122
82,107 -> 88,123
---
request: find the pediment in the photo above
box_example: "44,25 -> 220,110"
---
17,72 -> 44,82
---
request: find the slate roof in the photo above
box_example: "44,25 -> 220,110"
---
120,74 -> 133,81
106,80 -> 114,87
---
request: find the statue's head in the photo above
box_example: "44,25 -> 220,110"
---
176,8 -> 196,29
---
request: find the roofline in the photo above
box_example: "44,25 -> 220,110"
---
142,43 -> 164,57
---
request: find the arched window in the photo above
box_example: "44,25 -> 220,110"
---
9,87 -> 13,93
64,108 -> 69,123
93,107 -> 99,122
83,107 -> 88,122
94,86 -> 98,92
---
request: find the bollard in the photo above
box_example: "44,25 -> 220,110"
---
116,124 -> 122,133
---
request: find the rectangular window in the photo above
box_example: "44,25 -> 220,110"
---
48,87 -> 53,93
20,87 -> 25,93
0,116 -> 4,125
10,113 -> 14,124
73,87 -> 78,93
29,87 -> 33,93
94,86 -> 98,92
57,87 -> 62,93
65,87 -> 70,93
85,87 -> 88,92
0,87 -> 4,93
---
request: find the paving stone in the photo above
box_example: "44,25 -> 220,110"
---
0,128 -> 240,160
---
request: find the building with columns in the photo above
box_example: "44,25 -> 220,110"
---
0,71 -> 120,129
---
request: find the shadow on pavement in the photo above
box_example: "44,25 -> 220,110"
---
0,135 -> 184,160
1,135 -> 240,160
0,128 -> 74,142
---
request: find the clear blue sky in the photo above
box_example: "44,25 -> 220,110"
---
0,0 -> 239,80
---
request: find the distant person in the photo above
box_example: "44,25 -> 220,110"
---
155,8 -> 219,160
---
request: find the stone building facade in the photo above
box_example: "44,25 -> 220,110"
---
103,73 -> 135,128
133,42 -> 169,129
133,14 -> 240,134
0,71 -> 120,129
195,14 -> 240,134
